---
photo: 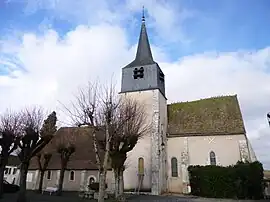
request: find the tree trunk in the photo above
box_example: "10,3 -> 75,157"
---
38,170 -> 45,193
119,169 -> 124,197
0,164 -> 6,198
57,168 -> 65,196
98,125 -> 110,202
116,169 -> 126,202
98,170 -> 107,202
17,162 -> 29,202
114,169 -> 120,198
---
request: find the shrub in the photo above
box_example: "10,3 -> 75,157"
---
188,161 -> 264,199
88,182 -> 108,191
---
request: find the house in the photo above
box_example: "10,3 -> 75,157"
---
23,14 -> 257,195
4,155 -> 20,184
26,127 -> 114,192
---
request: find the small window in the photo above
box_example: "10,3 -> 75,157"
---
4,168 -> 8,175
210,151 -> 216,165
159,71 -> 164,82
13,168 -> 17,175
69,171 -> 75,181
133,67 -> 144,79
171,157 -> 178,177
89,177 -> 95,185
138,157 -> 144,175
8,168 -> 11,175
47,171 -> 51,180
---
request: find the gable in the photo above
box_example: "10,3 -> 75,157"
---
167,95 -> 245,136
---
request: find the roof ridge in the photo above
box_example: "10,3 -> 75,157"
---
169,94 -> 237,105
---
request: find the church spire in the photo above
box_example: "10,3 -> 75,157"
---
124,7 -> 155,68
135,7 -> 154,65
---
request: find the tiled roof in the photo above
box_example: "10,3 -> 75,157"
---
167,95 -> 245,135
29,126 -> 107,170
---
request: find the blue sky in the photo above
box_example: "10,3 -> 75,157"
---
0,0 -> 270,168
1,0 -> 270,60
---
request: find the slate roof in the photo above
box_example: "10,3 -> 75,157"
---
167,95 -> 246,136
124,16 -> 155,68
29,127 -> 107,170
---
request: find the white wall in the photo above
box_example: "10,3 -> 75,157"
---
167,134 -> 248,193
120,89 -> 166,193
4,166 -> 19,184
120,90 -> 153,191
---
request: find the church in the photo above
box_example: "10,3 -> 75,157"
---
23,15 -> 257,195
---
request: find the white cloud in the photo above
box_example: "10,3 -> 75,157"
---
7,0 -> 192,44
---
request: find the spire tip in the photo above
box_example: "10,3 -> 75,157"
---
142,6 -> 145,22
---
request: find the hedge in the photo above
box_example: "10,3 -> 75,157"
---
188,161 -> 265,199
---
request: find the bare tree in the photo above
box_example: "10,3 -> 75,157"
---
62,81 -> 119,202
16,108 -> 57,202
0,110 -> 22,197
36,153 -> 52,193
106,98 -> 149,201
56,143 -> 75,196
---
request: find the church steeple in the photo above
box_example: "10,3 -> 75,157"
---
125,8 -> 155,68
120,9 -> 166,98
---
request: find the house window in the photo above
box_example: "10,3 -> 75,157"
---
8,168 -> 12,175
69,171 -> 75,181
210,151 -> 216,165
13,168 -> 17,175
171,157 -> 178,177
4,168 -> 8,175
138,157 -> 144,175
47,171 -> 51,180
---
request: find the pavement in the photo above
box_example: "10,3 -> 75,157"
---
1,191 -> 269,202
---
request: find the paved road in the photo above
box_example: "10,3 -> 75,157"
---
2,192 -> 268,202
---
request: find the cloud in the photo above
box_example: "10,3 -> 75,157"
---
6,0 -> 193,44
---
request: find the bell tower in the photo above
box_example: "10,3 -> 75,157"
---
120,10 -> 167,195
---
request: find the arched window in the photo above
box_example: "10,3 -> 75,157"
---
171,157 -> 178,177
89,177 -> 95,185
69,171 -> 75,181
210,151 -> 216,165
138,157 -> 144,175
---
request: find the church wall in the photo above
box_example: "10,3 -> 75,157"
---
158,92 -> 168,193
26,170 -> 39,190
25,169 -> 113,192
120,90 -> 157,191
167,133 -> 248,193
247,138 -> 257,162
188,134 -> 246,166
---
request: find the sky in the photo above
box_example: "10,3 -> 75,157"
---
0,0 -> 269,169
